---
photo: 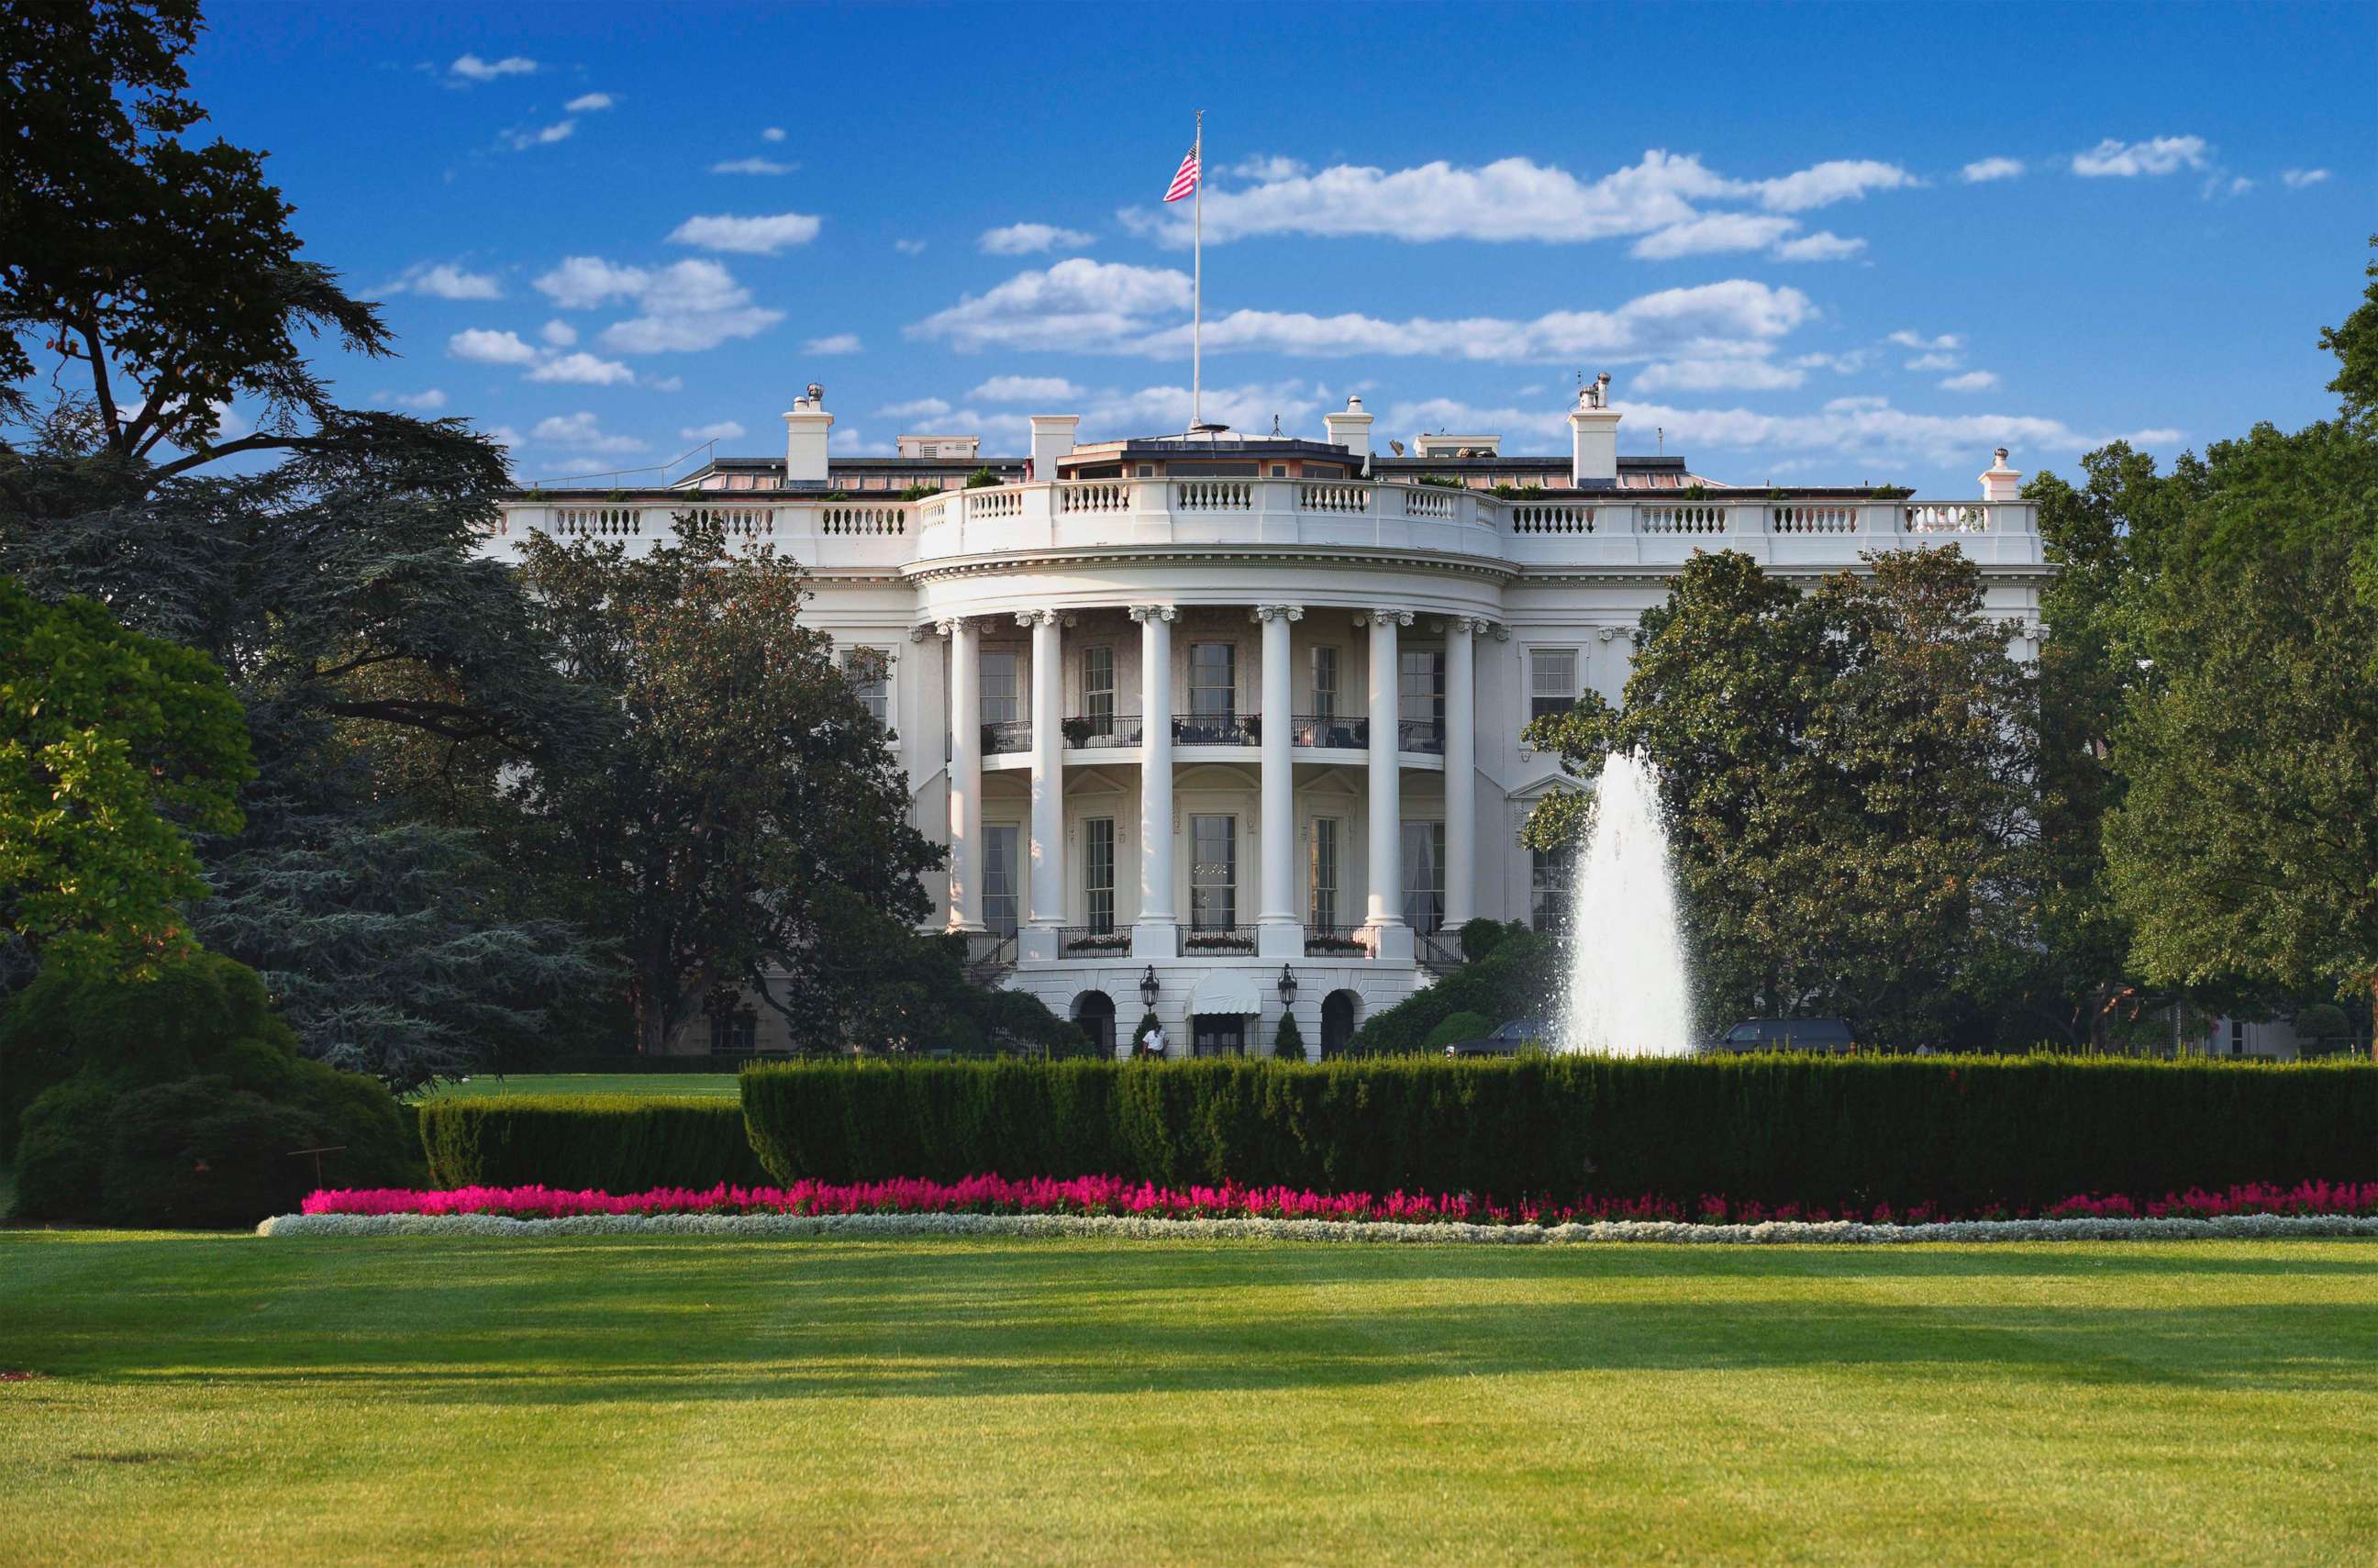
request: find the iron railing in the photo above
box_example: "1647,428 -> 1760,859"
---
1288,714 -> 1369,749
1173,712 -> 1257,746
983,720 -> 1032,755
962,931 -> 1017,983
1182,923 -> 1258,954
1303,925 -> 1372,958
1058,924 -> 1131,956
1416,929 -> 1464,974
1397,718 -> 1446,755
1061,714 -> 1142,749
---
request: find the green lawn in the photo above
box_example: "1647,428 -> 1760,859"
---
2,1236 -> 2372,1566
408,1072 -> 744,1101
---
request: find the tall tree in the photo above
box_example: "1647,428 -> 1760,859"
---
0,578 -> 251,982
513,518 -> 944,1054
1523,547 -> 2039,1045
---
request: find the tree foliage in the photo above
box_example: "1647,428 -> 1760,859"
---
1522,548 -> 2039,1045
512,517 -> 945,1053
0,578 -> 251,982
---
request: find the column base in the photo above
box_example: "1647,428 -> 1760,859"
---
1130,920 -> 1179,960
1018,926 -> 1060,963
1256,919 -> 1304,960
1364,922 -> 1416,962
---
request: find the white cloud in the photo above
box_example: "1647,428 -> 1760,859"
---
536,256 -> 785,353
506,119 -> 575,150
531,412 -> 646,453
1888,329 -> 1963,351
2282,168 -> 2331,189
910,258 -> 1193,351
379,388 -> 449,411
1747,159 -> 1920,212
650,375 -> 683,393
711,157 -> 794,175
878,397 -> 953,420
448,328 -> 541,365
805,332 -> 863,355
1939,371 -> 2000,392
665,212 -> 822,254
1630,213 -> 1799,259
540,318 -> 577,347
1905,352 -> 1961,372
2071,136 -> 2208,177
979,222 -> 1097,256
485,425 -> 525,450
761,127 -> 786,142
1772,231 -> 1866,262
1633,356 -> 1807,394
682,421 -> 747,441
2213,174 -> 2254,198
387,262 -> 503,300
970,375 -> 1083,403
564,92 -> 614,112
526,351 -> 635,385
450,54 -> 536,83
894,239 -> 928,255
1228,154 -> 1308,181
1961,157 -> 2026,183
1119,150 -> 1919,250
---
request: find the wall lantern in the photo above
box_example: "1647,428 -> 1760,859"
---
1276,965 -> 1298,1006
1139,965 -> 1161,1009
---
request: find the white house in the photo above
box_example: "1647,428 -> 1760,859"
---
487,381 -> 2046,1057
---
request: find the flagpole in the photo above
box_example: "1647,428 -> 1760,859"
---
1191,110 -> 1203,432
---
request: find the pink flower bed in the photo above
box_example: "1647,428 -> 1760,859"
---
302,1174 -> 2378,1227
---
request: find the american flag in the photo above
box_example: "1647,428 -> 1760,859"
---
1163,142 -> 1200,203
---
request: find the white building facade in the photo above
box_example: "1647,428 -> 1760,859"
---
489,384 -> 2046,1057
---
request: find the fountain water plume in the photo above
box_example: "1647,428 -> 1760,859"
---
1560,749 -> 1695,1056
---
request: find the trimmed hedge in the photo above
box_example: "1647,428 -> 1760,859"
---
742,1055 -> 2378,1212
417,1096 -> 770,1190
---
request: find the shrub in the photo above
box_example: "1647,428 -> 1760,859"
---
1273,1012 -> 1307,1062
11,1075 -> 117,1222
1457,917 -> 1517,963
2296,1004 -> 2350,1041
1130,1011 -> 1163,1054
416,1095 -> 770,1190
963,467 -> 1002,489
1349,929 -> 1561,1055
102,1078 -> 325,1229
740,1054 -> 2378,1211
1423,1012 -> 1494,1051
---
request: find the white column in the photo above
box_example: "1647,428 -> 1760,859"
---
1254,604 -> 1302,957
1443,617 -> 1478,929
1130,605 -> 1178,958
1019,609 -> 1065,962
942,617 -> 983,931
1363,608 -> 1414,961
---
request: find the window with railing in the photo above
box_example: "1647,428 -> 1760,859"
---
1190,815 -> 1237,930
1308,817 -> 1339,929
1082,645 -> 1115,728
1530,648 -> 1579,721
1083,817 -> 1115,934
1402,820 -> 1445,935
983,824 -> 1020,937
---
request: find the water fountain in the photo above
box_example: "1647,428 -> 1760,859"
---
1559,749 -> 1695,1056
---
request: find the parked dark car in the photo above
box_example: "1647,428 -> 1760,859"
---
1703,1018 -> 1858,1054
1443,1018 -> 1554,1057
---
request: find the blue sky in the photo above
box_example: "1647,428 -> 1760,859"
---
184,1 -> 2373,493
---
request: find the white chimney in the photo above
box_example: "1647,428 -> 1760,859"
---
1568,373 -> 1621,485
782,384 -> 833,484
1028,414 -> 1080,480
1323,393 -> 1374,456
1979,447 -> 2023,501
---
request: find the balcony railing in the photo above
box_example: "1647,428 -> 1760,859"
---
1416,929 -> 1464,974
1304,925 -> 1372,958
1058,924 -> 1130,957
962,931 -> 1017,983
1061,714 -> 1142,749
1397,717 -> 1446,755
1174,713 -> 1257,746
983,719 -> 1032,755
1183,923 -> 1257,954
1288,714 -> 1369,749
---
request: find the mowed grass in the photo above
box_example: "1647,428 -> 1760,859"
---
409,1072 -> 744,1101
2,1236 -> 2373,1567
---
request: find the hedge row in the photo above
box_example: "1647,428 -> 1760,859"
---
417,1096 -> 770,1190
740,1056 -> 2378,1212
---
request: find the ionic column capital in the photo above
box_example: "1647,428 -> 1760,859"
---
1128,605 -> 1179,624
1355,608 -> 1414,628
935,616 -> 973,639
1249,604 -> 1305,624
1015,608 -> 1064,628
1451,616 -> 1506,639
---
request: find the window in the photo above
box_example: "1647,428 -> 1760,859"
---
840,646 -> 889,728
1399,649 -> 1445,727
1309,646 -> 1339,719
1083,817 -> 1116,933
1192,1015 -> 1246,1058
1190,815 -> 1237,929
983,825 -> 1020,937
1402,820 -> 1445,934
979,651 -> 1019,725
1188,642 -> 1235,717
1082,646 -> 1115,728
1531,846 -> 1574,934
706,1001 -> 756,1053
1308,818 -> 1339,929
2229,1018 -> 2246,1057
1530,648 -> 1579,721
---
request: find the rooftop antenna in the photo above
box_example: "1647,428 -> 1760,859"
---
1656,426 -> 1664,457
1270,413 -> 1283,438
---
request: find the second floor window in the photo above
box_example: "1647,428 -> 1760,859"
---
980,651 -> 1019,725
1530,649 -> 1579,721
1309,646 -> 1339,718
840,647 -> 889,729
1082,646 -> 1115,726
1189,642 -> 1235,717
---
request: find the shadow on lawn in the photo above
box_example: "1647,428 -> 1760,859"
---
6,1237 -> 2375,1405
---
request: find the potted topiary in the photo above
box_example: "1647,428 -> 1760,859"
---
1272,1011 -> 1307,1063
1061,716 -> 1095,747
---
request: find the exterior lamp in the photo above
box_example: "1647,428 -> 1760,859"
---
1139,965 -> 1160,1009
1276,965 -> 1298,1006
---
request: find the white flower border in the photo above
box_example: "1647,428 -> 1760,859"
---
258,1210 -> 2378,1245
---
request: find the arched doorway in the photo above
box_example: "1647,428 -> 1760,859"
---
1071,991 -> 1117,1058
1320,990 -> 1360,1059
